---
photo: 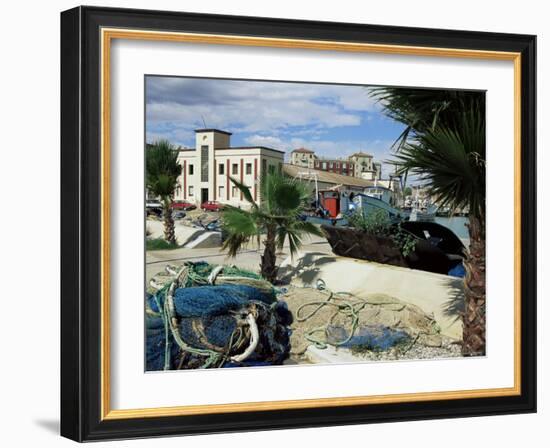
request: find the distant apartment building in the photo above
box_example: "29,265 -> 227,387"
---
290,148 -> 382,180
313,158 -> 355,176
290,147 -> 316,168
172,129 -> 284,207
349,152 -> 383,180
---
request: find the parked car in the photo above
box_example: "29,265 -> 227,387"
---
145,200 -> 162,209
171,200 -> 196,211
205,219 -> 221,231
145,200 -> 162,217
172,210 -> 186,220
200,201 -> 223,212
146,208 -> 162,218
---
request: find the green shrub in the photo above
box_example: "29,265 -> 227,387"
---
146,238 -> 179,251
348,209 -> 391,235
347,210 -> 417,258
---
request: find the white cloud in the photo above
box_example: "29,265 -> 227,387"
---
331,86 -> 379,111
146,77 -> 379,139
244,135 -> 286,149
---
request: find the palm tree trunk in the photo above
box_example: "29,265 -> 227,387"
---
162,199 -> 176,245
462,214 -> 486,356
261,225 -> 278,283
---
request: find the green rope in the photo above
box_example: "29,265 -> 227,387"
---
295,287 -> 405,350
153,294 -> 171,370
151,262 -> 260,369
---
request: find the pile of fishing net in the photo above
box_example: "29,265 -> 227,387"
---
281,282 -> 444,356
146,262 -> 291,371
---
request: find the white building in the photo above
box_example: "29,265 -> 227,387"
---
290,147 -> 316,168
290,148 -> 383,181
348,152 -> 378,180
174,129 -> 285,207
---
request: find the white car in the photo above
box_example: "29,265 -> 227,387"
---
145,200 -> 162,209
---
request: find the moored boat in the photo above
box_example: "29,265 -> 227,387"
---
323,220 -> 465,277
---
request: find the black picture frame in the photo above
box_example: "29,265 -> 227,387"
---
61,5 -> 537,442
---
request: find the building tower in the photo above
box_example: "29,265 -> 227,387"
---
194,129 -> 232,203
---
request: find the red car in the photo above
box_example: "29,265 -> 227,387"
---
171,201 -> 196,211
200,201 -> 223,212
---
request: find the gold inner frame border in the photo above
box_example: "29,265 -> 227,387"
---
99,28 -> 522,420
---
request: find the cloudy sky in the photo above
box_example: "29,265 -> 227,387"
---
145,76 -> 407,176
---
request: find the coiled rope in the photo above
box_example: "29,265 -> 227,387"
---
150,263 -> 261,369
295,279 -> 406,349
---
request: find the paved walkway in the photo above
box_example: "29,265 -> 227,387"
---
146,235 -> 331,283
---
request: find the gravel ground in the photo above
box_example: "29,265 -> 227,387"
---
348,336 -> 463,362
279,284 -> 464,363
280,285 -> 450,358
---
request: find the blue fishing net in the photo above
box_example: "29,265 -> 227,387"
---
172,284 -> 275,317
146,284 -> 290,371
326,324 -> 411,351
146,313 -> 181,371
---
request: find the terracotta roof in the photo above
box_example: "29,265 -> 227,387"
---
283,164 -> 374,189
291,147 -> 315,154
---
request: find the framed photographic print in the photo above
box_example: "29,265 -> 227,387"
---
60,6 -> 537,441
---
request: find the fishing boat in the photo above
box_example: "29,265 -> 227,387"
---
300,189 -> 405,226
323,220 -> 466,276
409,204 -> 436,222
350,192 -> 405,220
407,192 -> 437,222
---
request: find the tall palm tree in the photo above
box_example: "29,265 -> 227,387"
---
371,88 -> 486,356
221,173 -> 323,283
145,140 -> 182,245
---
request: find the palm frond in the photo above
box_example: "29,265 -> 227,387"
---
221,206 -> 259,257
222,232 -> 252,258
286,231 -> 302,259
393,107 -> 485,218
275,220 -> 323,259
146,139 -> 181,198
275,226 -> 302,259
369,87 -> 483,150
370,86 -> 485,219
290,220 -> 325,239
221,206 -> 258,234
260,173 -> 309,216
228,176 -> 257,208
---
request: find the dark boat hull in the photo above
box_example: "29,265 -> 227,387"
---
322,222 -> 466,276
322,226 -> 408,268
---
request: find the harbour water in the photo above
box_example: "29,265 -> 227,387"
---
435,216 -> 469,241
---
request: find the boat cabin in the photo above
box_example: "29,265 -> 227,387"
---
318,190 -> 341,218
364,185 -> 394,205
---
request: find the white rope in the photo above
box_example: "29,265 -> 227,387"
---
149,279 -> 164,290
207,265 -> 224,285
230,314 -> 259,362
165,265 -> 178,276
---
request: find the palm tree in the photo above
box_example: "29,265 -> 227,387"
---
370,88 -> 483,151
371,88 -> 486,356
221,173 -> 324,283
145,140 -> 182,245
